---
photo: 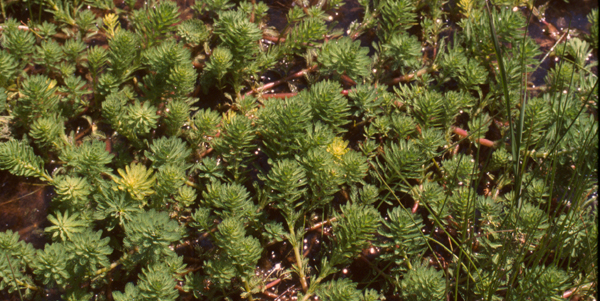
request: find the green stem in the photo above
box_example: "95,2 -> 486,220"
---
404,255 -> 413,270
6,253 -> 25,301
39,171 -> 54,183
89,251 -> 131,283
485,0 -> 520,185
287,221 -> 308,292
243,279 -> 255,301
292,235 -> 309,292
26,1 -> 32,23
301,292 -> 313,301
14,278 -> 40,292
0,0 -> 5,21
522,147 -> 577,159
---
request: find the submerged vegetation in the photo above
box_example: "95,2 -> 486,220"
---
0,0 -> 597,300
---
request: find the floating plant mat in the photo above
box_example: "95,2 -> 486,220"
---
0,0 -> 597,300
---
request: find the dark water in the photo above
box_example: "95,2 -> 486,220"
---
528,0 -> 598,86
0,171 -> 51,249
0,172 -> 52,301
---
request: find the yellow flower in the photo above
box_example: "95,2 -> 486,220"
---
326,137 -> 349,159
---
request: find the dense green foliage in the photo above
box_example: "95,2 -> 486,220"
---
0,0 -> 597,300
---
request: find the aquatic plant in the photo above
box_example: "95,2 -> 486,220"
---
0,0 -> 597,300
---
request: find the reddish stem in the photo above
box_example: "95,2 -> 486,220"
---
412,201 -> 419,213
452,126 -> 495,147
261,92 -> 297,99
340,74 -> 357,87
104,137 -> 112,153
75,126 -> 92,141
452,127 -> 468,137
476,139 -> 495,147
415,124 -> 422,135
265,278 -> 281,290
250,0 -> 256,23
199,148 -> 214,158
263,35 -> 285,43
262,291 -> 279,298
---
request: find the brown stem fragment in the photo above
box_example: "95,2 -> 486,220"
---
387,66 -> 434,85
246,65 -> 318,96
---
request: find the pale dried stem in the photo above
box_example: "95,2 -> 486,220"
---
304,216 -> 337,232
